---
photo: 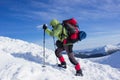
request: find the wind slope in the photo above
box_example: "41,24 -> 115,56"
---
0,36 -> 120,80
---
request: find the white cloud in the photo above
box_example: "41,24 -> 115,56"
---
6,0 -> 120,21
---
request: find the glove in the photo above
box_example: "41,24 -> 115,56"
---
43,24 -> 47,30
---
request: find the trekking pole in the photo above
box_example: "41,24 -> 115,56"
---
42,29 -> 46,67
53,36 -> 58,64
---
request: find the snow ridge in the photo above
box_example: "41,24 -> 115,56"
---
0,36 -> 120,80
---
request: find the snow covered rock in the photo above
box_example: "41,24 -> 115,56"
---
104,45 -> 120,54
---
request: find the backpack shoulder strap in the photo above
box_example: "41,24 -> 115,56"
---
60,23 -> 64,40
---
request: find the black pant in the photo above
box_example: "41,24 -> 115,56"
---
55,40 -> 78,65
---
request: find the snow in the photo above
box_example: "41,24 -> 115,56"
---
80,44 -> 120,68
104,45 -> 120,54
0,36 -> 120,80
79,44 -> 120,55
89,51 -> 120,69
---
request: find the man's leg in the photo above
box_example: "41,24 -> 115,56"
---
55,40 -> 66,68
64,45 -> 83,76
55,48 -> 66,68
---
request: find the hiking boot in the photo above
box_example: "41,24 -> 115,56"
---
75,69 -> 83,76
58,62 -> 67,69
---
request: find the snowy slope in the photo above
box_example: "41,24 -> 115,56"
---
75,44 -> 120,68
0,36 -> 120,80
81,44 -> 120,68
89,51 -> 120,69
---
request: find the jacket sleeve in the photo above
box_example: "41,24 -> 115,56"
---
45,28 -> 54,36
45,25 -> 62,37
45,25 -> 68,41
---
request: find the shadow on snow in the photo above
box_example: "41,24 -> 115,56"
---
11,52 -> 43,64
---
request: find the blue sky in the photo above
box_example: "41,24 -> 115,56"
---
0,0 -> 120,50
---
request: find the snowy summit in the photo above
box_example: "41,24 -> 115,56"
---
0,36 -> 120,80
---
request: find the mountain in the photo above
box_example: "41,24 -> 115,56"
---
74,44 -> 120,68
0,36 -> 120,80
75,44 -> 120,55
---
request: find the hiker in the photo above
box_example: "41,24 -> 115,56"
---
42,18 -> 86,76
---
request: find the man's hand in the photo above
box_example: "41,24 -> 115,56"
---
43,24 -> 47,30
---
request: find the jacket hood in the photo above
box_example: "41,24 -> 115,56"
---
50,19 -> 60,28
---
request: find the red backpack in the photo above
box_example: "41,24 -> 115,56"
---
62,18 -> 80,43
